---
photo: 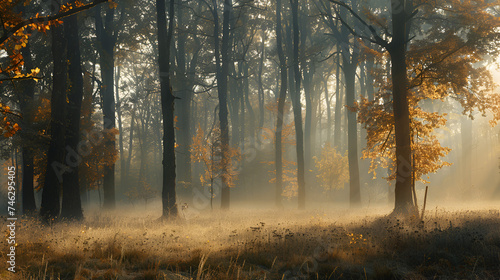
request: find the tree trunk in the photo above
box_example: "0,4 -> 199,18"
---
290,0 -> 306,209
366,58 -> 375,102
300,13 -> 313,171
175,1 -> 192,188
333,49 -> 342,149
125,103 -> 135,182
40,10 -> 67,221
275,0 -> 286,209
19,41 -> 36,214
60,13 -> 84,220
229,64 -> 240,148
157,0 -> 178,218
303,69 -> 313,171
324,75 -> 332,145
115,66 -> 125,191
244,63 -> 255,146
257,36 -> 265,137
389,0 -> 414,214
95,6 -> 117,210
344,62 -> 361,207
216,0 -> 232,209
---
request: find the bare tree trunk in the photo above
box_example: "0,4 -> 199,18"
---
175,1 -> 193,188
60,13 -> 84,220
333,49 -> 342,149
244,63 -> 255,146
125,103 -> 135,181
389,0 -> 414,214
257,35 -> 265,136
275,0 -> 287,209
19,39 -> 36,214
157,0 -> 178,218
290,0 -> 306,209
324,75 -> 332,144
343,61 -> 361,207
115,66 -> 125,191
217,0 -> 232,209
40,6 -> 67,221
95,5 -> 120,210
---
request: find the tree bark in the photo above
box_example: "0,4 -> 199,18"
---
94,5 -> 118,209
389,0 -> 414,214
257,35 -> 265,136
324,75 -> 332,144
60,13 -> 84,220
290,0 -> 306,209
343,62 -> 361,207
333,49 -> 343,149
115,66 -> 125,191
275,0 -> 286,209
244,63 -> 255,146
40,8 -> 67,221
175,1 -> 192,188
157,0 -> 178,218
217,0 -> 232,209
19,40 -> 36,214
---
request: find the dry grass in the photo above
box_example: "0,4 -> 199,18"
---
1,205 -> 500,279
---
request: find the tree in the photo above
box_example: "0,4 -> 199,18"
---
19,39 -> 37,214
274,0 -> 287,208
212,0 -> 232,209
157,0 -> 177,218
0,0 -> 108,139
330,0 -> 500,214
174,0 -> 197,192
314,143 -> 349,192
191,125 -> 240,209
319,0 -> 361,207
94,1 -> 122,210
60,9 -> 84,220
387,0 -> 413,214
40,0 -> 69,222
290,0 -> 306,209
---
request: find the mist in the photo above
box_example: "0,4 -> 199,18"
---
0,0 -> 500,279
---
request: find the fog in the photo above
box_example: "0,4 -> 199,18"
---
1,0 -> 500,279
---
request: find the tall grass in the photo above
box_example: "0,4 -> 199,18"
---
1,206 -> 499,279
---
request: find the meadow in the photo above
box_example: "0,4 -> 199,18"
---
1,205 -> 500,280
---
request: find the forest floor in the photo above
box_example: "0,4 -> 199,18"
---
1,204 -> 500,280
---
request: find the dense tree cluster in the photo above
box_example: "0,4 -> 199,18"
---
1,0 -> 499,221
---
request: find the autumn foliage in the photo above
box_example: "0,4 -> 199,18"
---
191,125 -> 240,199
314,143 -> 349,191
356,0 -> 500,183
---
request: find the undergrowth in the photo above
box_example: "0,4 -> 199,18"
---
1,207 -> 499,279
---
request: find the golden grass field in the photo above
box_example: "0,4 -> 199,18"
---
1,205 -> 500,279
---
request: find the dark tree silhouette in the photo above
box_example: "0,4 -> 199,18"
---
94,4 -> 123,209
60,12 -> 84,220
290,0 -> 306,209
157,0 -> 178,218
19,39 -> 36,214
40,1 -> 68,221
212,0 -> 232,209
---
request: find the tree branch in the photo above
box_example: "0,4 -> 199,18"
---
328,0 -> 389,48
0,0 -> 110,45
